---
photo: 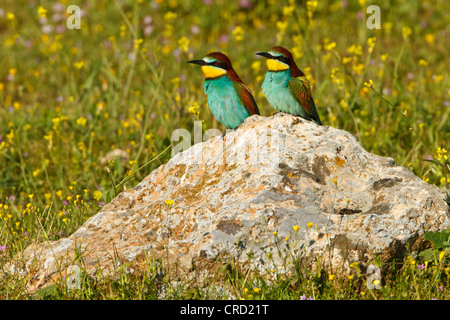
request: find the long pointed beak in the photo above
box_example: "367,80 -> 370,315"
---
255,52 -> 273,59
187,59 -> 207,66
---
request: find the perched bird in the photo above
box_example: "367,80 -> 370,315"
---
187,52 -> 259,129
256,46 -> 322,125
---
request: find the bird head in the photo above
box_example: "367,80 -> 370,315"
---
256,46 -> 304,76
187,52 -> 233,80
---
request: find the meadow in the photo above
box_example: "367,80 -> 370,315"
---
0,0 -> 449,300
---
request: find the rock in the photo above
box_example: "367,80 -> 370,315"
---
7,113 -> 450,292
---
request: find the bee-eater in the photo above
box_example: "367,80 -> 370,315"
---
256,46 -> 322,125
187,52 -> 259,130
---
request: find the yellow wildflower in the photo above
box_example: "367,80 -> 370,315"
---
119,25 -> 127,37
164,12 -> 177,21
282,5 -> 295,16
347,44 -> 363,56
367,37 -> 376,53
291,47 -> 302,60
402,26 -> 412,40
93,190 -> 102,201
425,33 -> 434,44
232,26 -> 244,42
165,199 -> 174,207
442,177 -> 450,186
134,38 -> 143,50
76,117 -> 87,127
37,6 -> 47,18
73,61 -> 85,70
352,63 -> 365,75
364,79 -> 374,88
6,12 -> 15,21
6,130 -> 14,143
44,193 -> 52,202
418,59 -> 428,66
339,99 -> 348,110
324,42 -> 336,51
164,200 -> 174,208
188,101 -> 200,119
178,36 -> 189,52
276,20 -> 288,33
436,147 -> 448,161
78,142 -> 86,152
433,75 -> 444,83
342,56 -> 352,64
306,0 -> 318,18
251,61 -> 261,73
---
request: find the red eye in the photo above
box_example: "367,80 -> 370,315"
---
213,61 -> 218,66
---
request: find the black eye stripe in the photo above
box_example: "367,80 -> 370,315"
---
210,61 -> 228,69
276,56 -> 290,65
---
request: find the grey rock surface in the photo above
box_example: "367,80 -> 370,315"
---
7,113 -> 450,292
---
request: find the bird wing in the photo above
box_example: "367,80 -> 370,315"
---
233,81 -> 260,115
288,76 -> 322,124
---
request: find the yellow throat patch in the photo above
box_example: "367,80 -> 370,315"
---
201,65 -> 227,79
266,59 -> 289,72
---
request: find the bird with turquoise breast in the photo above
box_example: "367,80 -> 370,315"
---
187,52 -> 259,130
256,46 -> 322,125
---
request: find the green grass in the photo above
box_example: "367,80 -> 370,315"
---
0,0 -> 449,299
